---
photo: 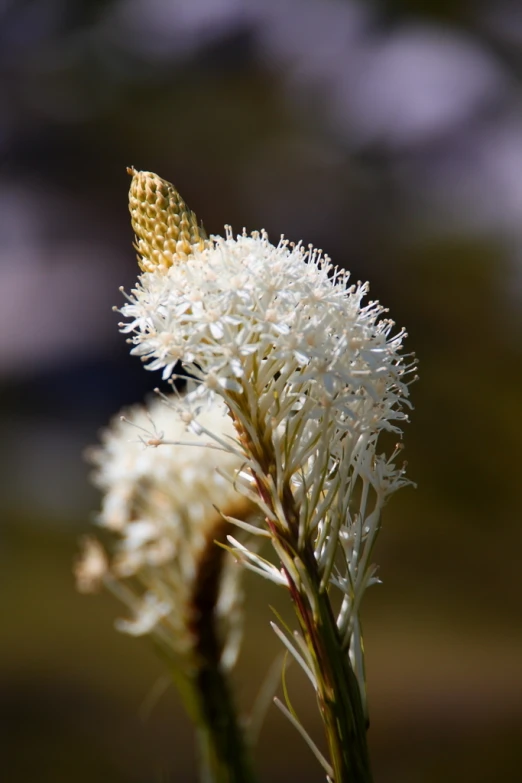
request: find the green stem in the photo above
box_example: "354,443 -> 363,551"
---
190,515 -> 258,783
289,545 -> 373,783
153,509 -> 258,783
229,395 -> 373,781
277,480 -> 372,781
195,660 -> 258,783
155,639 -> 258,783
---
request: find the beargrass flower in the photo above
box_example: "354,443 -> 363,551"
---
77,389 -> 260,782
77,391 -> 255,670
116,169 -> 416,782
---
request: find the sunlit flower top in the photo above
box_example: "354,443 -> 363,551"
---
76,392 -> 254,670
122,173 -> 411,436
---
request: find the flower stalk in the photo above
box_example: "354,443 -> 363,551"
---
195,660 -> 256,783
153,631 -> 257,783
231,398 -> 372,782
295,553 -> 372,782
190,515 -> 258,783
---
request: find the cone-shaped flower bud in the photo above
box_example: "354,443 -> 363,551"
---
128,167 -> 208,272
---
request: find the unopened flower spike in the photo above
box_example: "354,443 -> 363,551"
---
127,167 -> 209,272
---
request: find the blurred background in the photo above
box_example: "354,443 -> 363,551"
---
1,0 -> 521,780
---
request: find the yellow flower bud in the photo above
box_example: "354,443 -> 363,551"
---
127,167 -> 208,272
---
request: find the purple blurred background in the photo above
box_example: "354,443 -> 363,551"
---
1,1 -> 521,781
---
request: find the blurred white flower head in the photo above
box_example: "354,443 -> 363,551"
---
77,392 -> 254,670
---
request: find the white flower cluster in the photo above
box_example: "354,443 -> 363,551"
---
121,230 -> 410,428
76,393 -> 253,670
120,228 -> 414,701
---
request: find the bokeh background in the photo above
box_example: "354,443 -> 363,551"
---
2,0 -> 522,780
